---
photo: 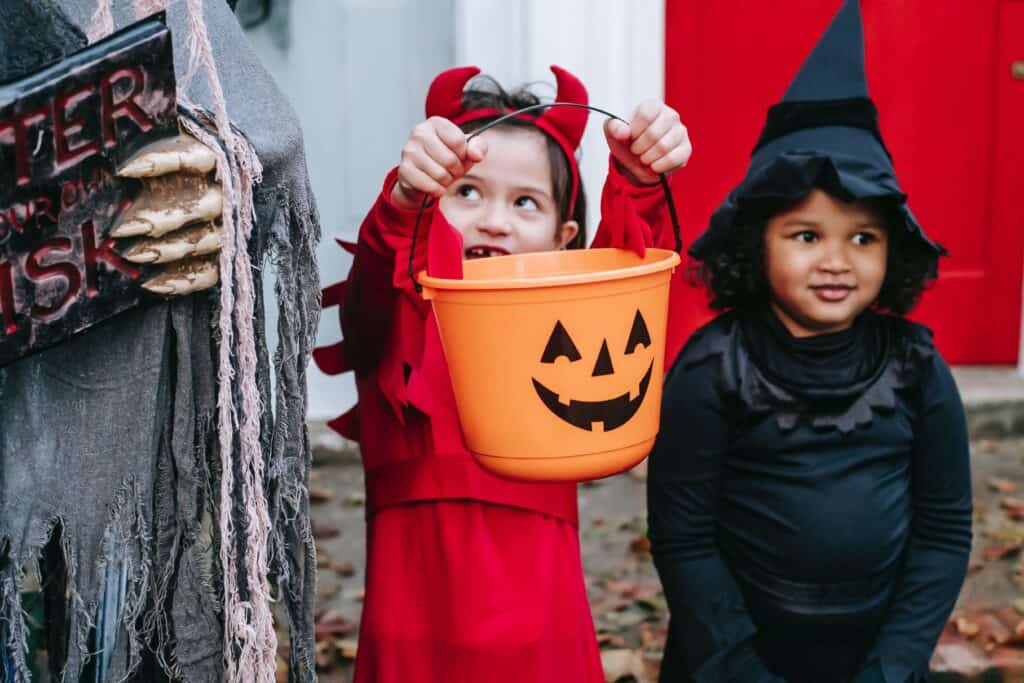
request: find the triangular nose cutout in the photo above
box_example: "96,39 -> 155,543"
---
592,340 -> 615,377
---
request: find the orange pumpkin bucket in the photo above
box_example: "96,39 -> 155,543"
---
411,101 -> 683,482
419,247 -> 679,481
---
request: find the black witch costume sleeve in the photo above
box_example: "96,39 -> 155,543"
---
0,2 -> 319,682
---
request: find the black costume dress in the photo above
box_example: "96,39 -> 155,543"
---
647,307 -> 972,683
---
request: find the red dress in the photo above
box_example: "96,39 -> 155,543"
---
315,160 -> 682,683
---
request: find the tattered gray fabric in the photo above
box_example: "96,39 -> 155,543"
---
0,1 -> 320,681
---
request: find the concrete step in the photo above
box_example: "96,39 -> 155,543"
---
954,366 -> 1024,440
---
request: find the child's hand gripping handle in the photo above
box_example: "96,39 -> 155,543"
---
408,102 -> 684,292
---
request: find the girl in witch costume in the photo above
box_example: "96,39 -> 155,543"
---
315,66 -> 690,682
647,2 -> 972,683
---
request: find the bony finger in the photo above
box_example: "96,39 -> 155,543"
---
142,255 -> 219,296
121,222 -> 221,264
118,134 -> 217,178
112,183 -> 223,238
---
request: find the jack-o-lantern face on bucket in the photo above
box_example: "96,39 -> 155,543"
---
531,309 -> 654,432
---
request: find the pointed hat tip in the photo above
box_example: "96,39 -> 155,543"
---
783,0 -> 869,102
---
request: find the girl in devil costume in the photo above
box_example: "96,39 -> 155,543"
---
647,2 -> 972,683
315,66 -> 690,682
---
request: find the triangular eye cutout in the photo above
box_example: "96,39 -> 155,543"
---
541,321 -> 582,363
624,310 -> 651,354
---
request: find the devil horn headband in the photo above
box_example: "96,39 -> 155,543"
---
423,65 -> 588,213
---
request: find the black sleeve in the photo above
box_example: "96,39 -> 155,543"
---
866,354 -> 973,683
647,357 -> 780,683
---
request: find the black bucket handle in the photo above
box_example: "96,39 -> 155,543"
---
408,102 -> 683,292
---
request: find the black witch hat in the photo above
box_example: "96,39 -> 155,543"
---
689,0 -> 944,262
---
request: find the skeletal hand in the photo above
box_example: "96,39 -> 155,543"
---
113,133 -> 223,296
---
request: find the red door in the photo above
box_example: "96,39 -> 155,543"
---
666,0 -> 1024,363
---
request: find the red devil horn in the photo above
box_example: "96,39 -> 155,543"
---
425,66 -> 481,120
536,65 -> 589,150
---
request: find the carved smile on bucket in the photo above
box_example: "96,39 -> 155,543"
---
530,310 -> 654,432
532,362 -> 653,432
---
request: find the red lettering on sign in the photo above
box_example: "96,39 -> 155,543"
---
81,219 -> 139,296
32,196 -> 58,227
0,263 -> 18,335
101,67 -> 154,147
53,85 -> 100,170
25,238 -> 80,320
0,108 -> 48,186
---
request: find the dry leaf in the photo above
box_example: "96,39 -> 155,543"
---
629,535 -> 652,560
1002,497 -> 1024,521
310,487 -> 336,503
982,542 -> 1021,562
955,616 -> 980,638
600,649 -> 647,683
329,560 -> 357,577
337,639 -> 359,660
314,609 -> 357,641
312,522 -> 341,540
974,612 -> 1013,652
988,477 -> 1020,495
977,439 -> 1001,453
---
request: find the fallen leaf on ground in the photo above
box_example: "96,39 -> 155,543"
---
315,609 -> 357,641
977,439 -> 1001,453
312,522 -> 341,540
988,477 -> 1020,495
337,639 -> 358,660
596,630 -> 628,649
629,535 -> 652,560
328,560 -> 356,577
600,649 -> 649,683
638,623 -> 668,650
955,616 -> 980,638
310,487 -> 336,503
983,542 -> 1022,562
974,612 -> 1013,651
1002,497 -> 1024,521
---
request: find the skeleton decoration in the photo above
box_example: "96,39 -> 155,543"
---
115,134 -> 224,294
0,1 -> 319,682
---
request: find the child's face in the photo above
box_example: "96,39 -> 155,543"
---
764,189 -> 889,337
439,127 -> 578,259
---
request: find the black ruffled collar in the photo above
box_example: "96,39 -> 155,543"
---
681,309 -> 934,433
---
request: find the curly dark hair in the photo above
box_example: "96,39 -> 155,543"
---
697,197 -> 940,316
458,75 -> 588,250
